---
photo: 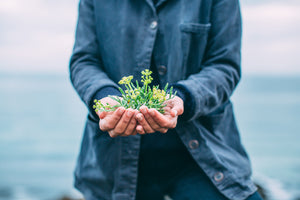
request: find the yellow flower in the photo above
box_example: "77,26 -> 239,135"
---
118,75 -> 133,85
141,69 -> 153,85
141,69 -> 152,76
132,94 -> 137,99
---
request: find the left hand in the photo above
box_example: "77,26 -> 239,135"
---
135,96 -> 184,134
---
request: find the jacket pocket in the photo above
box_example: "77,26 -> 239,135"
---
179,23 -> 211,78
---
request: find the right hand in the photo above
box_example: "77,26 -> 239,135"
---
97,97 -> 139,137
135,96 -> 184,134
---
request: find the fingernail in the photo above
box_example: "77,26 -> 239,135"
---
127,111 -> 133,117
118,107 -> 125,114
136,114 -> 142,121
149,110 -> 155,116
140,107 -> 145,113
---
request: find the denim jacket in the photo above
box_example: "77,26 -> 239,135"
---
69,0 -> 257,199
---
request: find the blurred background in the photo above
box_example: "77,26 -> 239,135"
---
0,0 -> 299,200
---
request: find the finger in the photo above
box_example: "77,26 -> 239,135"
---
148,108 -> 177,129
99,107 -> 125,131
167,97 -> 184,117
122,110 -> 139,136
113,108 -> 135,135
171,109 -> 178,117
140,106 -> 165,132
108,130 -> 118,138
140,106 -> 169,133
171,103 -> 183,117
131,130 -> 138,135
136,124 -> 146,134
136,112 -> 155,134
98,111 -> 108,119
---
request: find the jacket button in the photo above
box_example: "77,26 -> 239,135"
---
188,140 -> 199,149
150,21 -> 158,29
214,172 -> 224,182
158,65 -> 167,75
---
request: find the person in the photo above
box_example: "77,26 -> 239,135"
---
69,0 -> 263,200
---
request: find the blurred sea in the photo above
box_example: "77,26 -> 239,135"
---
0,73 -> 299,200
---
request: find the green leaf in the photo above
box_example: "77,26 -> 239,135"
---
173,90 -> 177,97
130,82 -> 136,90
170,86 -> 173,97
164,83 -> 168,92
109,96 -> 122,104
125,85 -> 130,92
118,87 -> 125,96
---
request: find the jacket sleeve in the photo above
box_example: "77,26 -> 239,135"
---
69,0 -> 120,120
177,0 -> 242,121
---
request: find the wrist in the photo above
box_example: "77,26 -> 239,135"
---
171,84 -> 195,121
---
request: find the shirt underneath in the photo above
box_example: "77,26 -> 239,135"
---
138,58 -> 195,177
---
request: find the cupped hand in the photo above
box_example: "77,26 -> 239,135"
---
135,96 -> 184,134
97,97 -> 139,137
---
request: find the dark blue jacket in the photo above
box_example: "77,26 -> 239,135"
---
69,0 -> 257,199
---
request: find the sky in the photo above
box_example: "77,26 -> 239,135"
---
0,0 -> 299,75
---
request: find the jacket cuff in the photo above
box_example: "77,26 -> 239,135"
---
170,84 -> 195,121
89,86 -> 122,120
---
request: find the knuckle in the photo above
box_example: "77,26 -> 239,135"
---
143,113 -> 151,120
113,115 -> 121,121
130,118 -> 137,125
122,117 -> 130,124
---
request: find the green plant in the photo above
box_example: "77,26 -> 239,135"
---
93,69 -> 176,113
